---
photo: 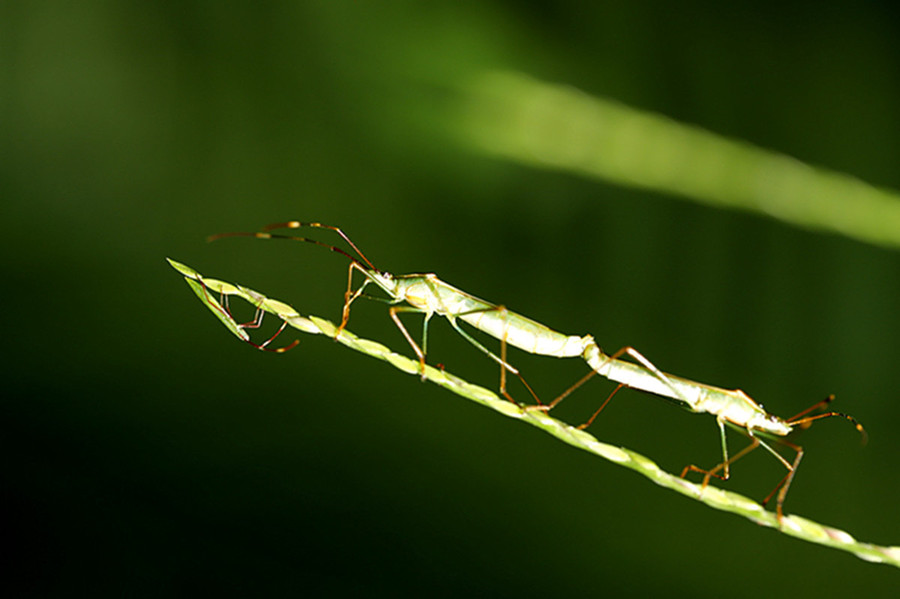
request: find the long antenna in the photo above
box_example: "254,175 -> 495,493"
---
786,395 -> 868,445
208,221 -> 377,271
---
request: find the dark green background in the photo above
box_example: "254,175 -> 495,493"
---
4,1 -> 898,596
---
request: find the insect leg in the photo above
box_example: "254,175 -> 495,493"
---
571,381 -> 622,429
680,419 -> 760,485
389,305 -> 431,379
336,262 -> 374,336
197,276 -> 298,352
573,344 -> 691,428
681,435 -> 760,494
444,314 -> 541,406
757,437 -> 803,522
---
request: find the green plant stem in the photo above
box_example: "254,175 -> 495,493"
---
168,258 -> 900,568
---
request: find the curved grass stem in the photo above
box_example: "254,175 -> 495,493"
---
168,257 -> 900,568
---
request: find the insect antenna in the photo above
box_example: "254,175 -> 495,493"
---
786,395 -> 867,445
208,221 -> 377,271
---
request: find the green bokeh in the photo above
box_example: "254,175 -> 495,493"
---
4,1 -> 899,595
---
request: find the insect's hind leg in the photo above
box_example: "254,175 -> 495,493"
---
570,344 -> 689,429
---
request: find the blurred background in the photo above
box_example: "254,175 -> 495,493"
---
3,1 -> 899,595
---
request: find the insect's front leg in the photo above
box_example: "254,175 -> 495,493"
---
336,262 -> 372,338
679,423 -> 759,489
757,437 -> 803,523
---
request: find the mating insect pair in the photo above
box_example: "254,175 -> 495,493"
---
203,221 -> 866,521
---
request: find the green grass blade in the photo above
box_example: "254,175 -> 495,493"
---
168,257 -> 900,568
168,258 -> 249,341
454,70 -> 900,250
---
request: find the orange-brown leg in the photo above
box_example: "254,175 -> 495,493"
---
760,438 -> 803,522
198,276 -> 298,353
680,437 -> 761,488
547,344 -> 668,428
389,305 -> 431,379
444,311 -> 542,405
336,262 -> 373,337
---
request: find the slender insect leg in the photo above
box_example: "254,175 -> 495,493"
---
571,344 -> 689,428
413,277 -> 533,399
444,315 -> 542,406
229,299 -> 299,353
389,305 -> 430,379
681,426 -> 762,489
229,292 -> 299,352
219,293 -> 266,329
758,437 -> 803,522
526,359 -> 617,422
608,345 -> 688,402
336,262 -> 373,337
441,300 -> 536,403
680,437 -> 761,513
198,276 -> 298,353
212,285 -> 265,332
421,310 -> 433,357
249,319 -> 299,353
196,276 -> 237,326
520,357 -> 602,416
680,430 -> 801,522
569,381 -> 623,428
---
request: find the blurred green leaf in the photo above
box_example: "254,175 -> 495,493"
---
456,70 -> 900,249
